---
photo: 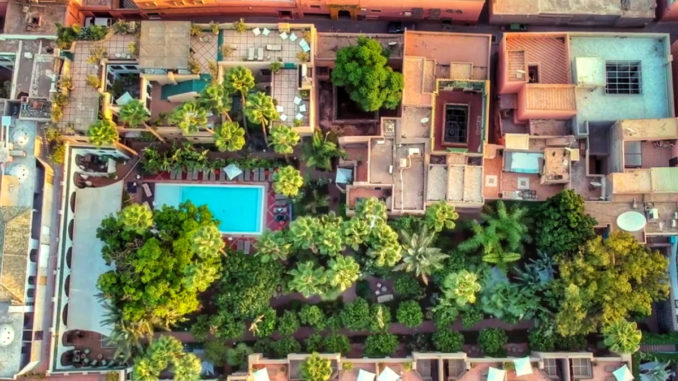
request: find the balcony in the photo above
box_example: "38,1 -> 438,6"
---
517,84 -> 576,121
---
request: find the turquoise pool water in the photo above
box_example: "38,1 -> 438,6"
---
154,184 -> 264,234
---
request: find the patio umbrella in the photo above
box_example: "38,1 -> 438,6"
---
224,163 -> 243,180
377,366 -> 400,381
487,367 -> 507,381
253,368 -> 271,381
613,365 -> 634,381
358,369 -> 376,381
513,357 -> 533,376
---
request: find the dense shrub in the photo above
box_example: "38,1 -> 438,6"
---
528,323 -> 556,351
305,333 -> 324,352
432,329 -> 464,352
272,336 -> 302,358
252,307 -> 277,337
393,274 -> 426,300
396,301 -> 424,328
340,298 -> 371,331
434,306 -> 459,328
478,328 -> 508,357
252,338 -> 274,357
299,305 -> 326,330
364,333 -> 399,357
461,308 -> 484,329
533,189 -> 597,255
324,333 -> 351,355
278,311 -> 300,336
301,353 -> 333,381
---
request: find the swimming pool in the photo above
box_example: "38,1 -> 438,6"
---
154,183 -> 265,235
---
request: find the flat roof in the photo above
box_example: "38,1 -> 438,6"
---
611,167 -> 678,194
618,118 -> 678,140
0,303 -> 24,378
493,0 -> 655,18
139,21 -> 191,69
316,33 -> 403,63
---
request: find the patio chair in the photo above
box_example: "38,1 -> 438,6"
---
243,240 -> 251,254
257,47 -> 264,61
236,240 -> 245,251
236,172 -> 244,181
262,28 -> 270,36
244,170 -> 252,181
142,183 -> 153,198
247,47 -> 255,61
267,168 -> 275,181
191,168 -> 199,180
219,170 -> 226,181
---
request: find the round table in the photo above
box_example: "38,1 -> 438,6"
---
616,211 -> 647,232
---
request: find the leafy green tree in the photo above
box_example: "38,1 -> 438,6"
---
355,197 -> 388,224
478,328 -> 508,357
119,99 -> 150,128
364,333 -> 398,357
314,214 -> 345,255
305,333 -> 324,352
97,202 -> 223,329
299,305 -> 325,329
342,217 -> 370,250
132,336 -> 201,381
461,308 -> 483,329
442,270 -> 481,308
340,297 -> 371,331
478,281 -> 541,323
324,333 -> 351,355
369,304 -> 391,332
277,310 -> 300,336
393,274 -> 425,300
556,232 -> 669,336
458,201 -> 529,269
603,319 -> 642,353
245,91 -> 279,143
118,203 -> 153,234
225,342 -> 252,370
198,82 -> 232,117
288,261 -> 327,298
102,310 -> 151,363
255,230 -> 292,262
169,101 -> 208,134
249,307 -> 277,337
289,216 -> 317,250
528,322 -> 557,351
87,119 -> 118,147
272,336 -> 302,358
433,305 -> 459,328
270,124 -> 300,155
366,223 -> 402,267
327,256 -> 361,292
432,329 -> 464,352
301,353 -> 333,381
396,300 -> 424,328
216,250 -> 282,320
396,225 -> 448,285
533,189 -> 597,255
425,201 -> 459,233
214,121 -> 245,152
302,129 -> 346,171
331,36 -> 403,111
273,165 -> 304,197
223,66 -> 255,102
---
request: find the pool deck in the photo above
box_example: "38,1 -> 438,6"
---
132,168 -> 288,242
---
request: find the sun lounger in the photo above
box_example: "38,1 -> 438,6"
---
208,170 -> 214,181
219,170 -> 226,181
257,168 -> 264,182
236,172 -> 244,181
266,44 -> 282,51
191,168 -> 199,180
257,47 -> 264,61
142,183 -> 152,198
267,168 -> 275,181
236,240 -> 244,252
243,241 -> 251,254
244,170 -> 251,181
247,47 -> 255,61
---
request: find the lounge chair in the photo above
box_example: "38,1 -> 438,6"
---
191,168 -> 199,180
219,170 -> 226,181
267,168 -> 275,181
142,183 -> 152,198
243,241 -> 251,254
236,172 -> 244,181
236,240 -> 245,252
170,169 -> 177,180
244,170 -> 251,181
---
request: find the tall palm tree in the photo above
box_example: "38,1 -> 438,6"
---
214,121 -> 245,152
198,83 -> 232,120
169,101 -> 209,135
223,66 -> 255,103
100,300 -> 151,363
272,165 -> 303,197
302,129 -> 346,171
245,92 -> 279,144
87,119 -> 119,147
119,99 -> 150,128
395,225 -> 448,285
458,201 -> 529,267
269,124 -> 300,155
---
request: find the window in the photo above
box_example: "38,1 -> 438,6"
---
606,61 -> 641,94
370,9 -> 381,12
310,4 -> 320,8
528,65 -> 539,83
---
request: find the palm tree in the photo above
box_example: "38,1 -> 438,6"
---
255,230 -> 292,262
288,216 -> 317,250
223,66 -> 255,103
87,119 -> 119,147
272,165 -> 304,197
100,300 -> 151,363
169,101 -> 209,135
269,124 -> 300,155
395,225 -> 448,285
602,319 -> 642,354
245,92 -> 278,144
327,256 -> 361,292
198,83 -> 232,120
302,129 -> 346,171
288,261 -> 327,298
119,99 -> 150,128
458,200 -> 529,261
214,121 -> 245,152
118,203 -> 153,234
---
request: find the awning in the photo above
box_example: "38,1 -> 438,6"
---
253,368 -> 270,381
613,365 -> 634,381
358,369 -> 376,381
224,164 -> 243,180
377,366 -> 400,381
513,357 -> 533,376
487,367 -> 506,381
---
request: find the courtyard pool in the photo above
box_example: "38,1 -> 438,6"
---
154,183 -> 265,234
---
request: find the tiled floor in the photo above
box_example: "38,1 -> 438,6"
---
191,34 -> 218,74
221,29 -> 309,64
272,69 -> 309,126
63,34 -> 138,132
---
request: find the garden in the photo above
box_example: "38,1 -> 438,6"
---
65,24 -> 672,380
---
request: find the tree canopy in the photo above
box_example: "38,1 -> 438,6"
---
97,202 -> 225,329
87,118 -> 119,147
331,36 -> 404,111
533,190 -> 597,255
555,232 -> 669,336
132,336 -> 201,381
